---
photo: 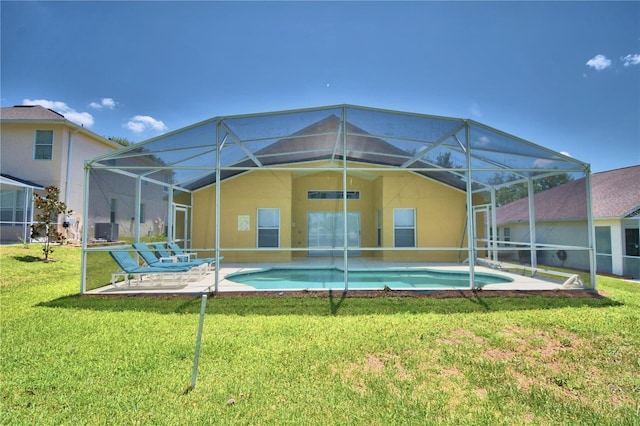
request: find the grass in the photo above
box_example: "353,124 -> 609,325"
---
2,244 -> 640,425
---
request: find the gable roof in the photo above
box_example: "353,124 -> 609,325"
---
1,105 -> 121,149
496,165 -> 640,224
0,105 -> 66,121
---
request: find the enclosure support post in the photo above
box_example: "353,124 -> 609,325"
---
134,177 -> 142,243
80,163 -> 91,295
490,187 -> 498,262
342,106 -> 349,292
527,178 -> 537,272
585,168 -> 597,289
167,185 -> 174,242
214,123 -> 222,293
24,187 -> 33,244
464,122 -> 476,289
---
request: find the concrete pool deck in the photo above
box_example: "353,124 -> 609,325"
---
85,258 -> 585,296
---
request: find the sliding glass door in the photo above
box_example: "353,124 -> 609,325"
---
307,212 -> 360,256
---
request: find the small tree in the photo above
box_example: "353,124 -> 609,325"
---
30,186 -> 73,261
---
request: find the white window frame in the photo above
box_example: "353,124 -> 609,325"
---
393,208 -> 416,248
34,130 -> 53,160
257,208 -> 280,248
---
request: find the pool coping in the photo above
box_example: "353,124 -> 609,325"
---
85,259 -> 585,296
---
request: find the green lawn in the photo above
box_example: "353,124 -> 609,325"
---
2,245 -> 639,425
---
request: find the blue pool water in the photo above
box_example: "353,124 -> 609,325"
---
225,268 -> 513,290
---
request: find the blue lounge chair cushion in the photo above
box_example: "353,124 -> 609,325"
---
167,243 -> 223,264
110,250 -> 192,273
132,243 -> 204,269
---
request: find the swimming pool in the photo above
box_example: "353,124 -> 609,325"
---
224,268 -> 513,290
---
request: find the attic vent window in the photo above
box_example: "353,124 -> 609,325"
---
308,191 -> 360,200
627,208 -> 640,218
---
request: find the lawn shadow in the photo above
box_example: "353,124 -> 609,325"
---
13,255 -> 42,263
38,289 -> 622,317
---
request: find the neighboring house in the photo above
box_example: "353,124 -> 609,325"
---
496,165 -> 640,278
0,105 -> 122,244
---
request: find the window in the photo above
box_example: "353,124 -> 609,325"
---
503,228 -> 511,242
1,190 -> 20,223
110,199 -> 116,223
393,208 -> 415,247
34,130 -> 53,160
257,208 -> 279,248
139,203 -> 145,224
308,191 -> 360,199
625,228 -> 639,257
595,226 -> 612,255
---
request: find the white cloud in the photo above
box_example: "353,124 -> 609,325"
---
476,135 -> 490,146
534,152 -> 571,167
90,97 -> 117,110
23,98 -> 94,127
586,54 -> 611,71
621,53 -> 640,67
534,159 -> 554,167
470,101 -> 482,118
125,115 -> 168,134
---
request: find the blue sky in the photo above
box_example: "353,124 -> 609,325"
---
2,1 -> 639,173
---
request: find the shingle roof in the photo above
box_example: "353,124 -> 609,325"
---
591,165 -> 640,217
496,165 -> 640,223
0,105 -> 66,121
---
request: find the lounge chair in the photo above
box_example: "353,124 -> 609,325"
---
132,243 -> 209,278
151,242 -> 211,269
167,243 -> 223,270
109,250 -> 193,288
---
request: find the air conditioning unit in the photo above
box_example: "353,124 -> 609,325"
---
95,223 -> 119,241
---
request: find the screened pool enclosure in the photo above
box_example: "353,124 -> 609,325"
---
81,105 -> 595,293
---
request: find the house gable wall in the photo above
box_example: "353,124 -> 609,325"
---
2,121 -> 118,227
191,164 -> 467,263
1,123 -> 66,187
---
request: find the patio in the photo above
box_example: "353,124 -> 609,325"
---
85,257 -> 578,296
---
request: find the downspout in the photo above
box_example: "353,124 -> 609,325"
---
64,125 -> 81,212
